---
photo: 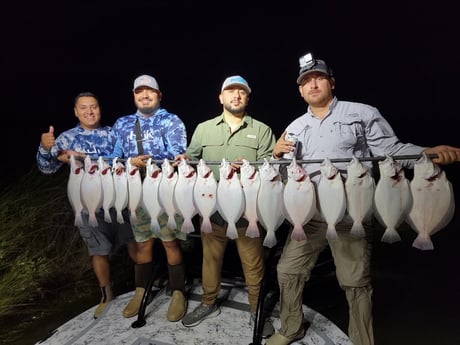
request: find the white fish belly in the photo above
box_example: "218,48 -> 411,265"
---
193,177 -> 218,223
142,175 -> 163,231
283,178 -> 316,233
318,176 -> 346,229
80,171 -> 103,227
158,174 -> 178,229
407,171 -> 455,250
174,174 -> 197,233
217,178 -> 245,224
113,173 -> 128,224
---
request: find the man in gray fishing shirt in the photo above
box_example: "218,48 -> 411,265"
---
266,52 -> 460,345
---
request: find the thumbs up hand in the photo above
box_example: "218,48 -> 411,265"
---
40,125 -> 55,151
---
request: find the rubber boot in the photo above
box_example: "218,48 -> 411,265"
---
167,263 -> 187,321
94,285 -> 113,319
122,262 -> 152,318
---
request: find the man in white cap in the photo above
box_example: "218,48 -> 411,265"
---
175,75 -> 276,338
111,74 -> 189,322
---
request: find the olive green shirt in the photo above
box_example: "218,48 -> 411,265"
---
185,114 -> 276,180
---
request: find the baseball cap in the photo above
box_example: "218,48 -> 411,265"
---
221,75 -> 251,94
133,74 -> 160,91
297,58 -> 333,84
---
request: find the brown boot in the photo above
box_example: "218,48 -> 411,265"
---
167,290 -> 187,322
94,285 -> 113,319
122,287 -> 145,318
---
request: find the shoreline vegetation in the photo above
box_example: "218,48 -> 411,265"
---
0,167 -> 134,345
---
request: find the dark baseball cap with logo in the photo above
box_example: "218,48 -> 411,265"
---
297,52 -> 333,84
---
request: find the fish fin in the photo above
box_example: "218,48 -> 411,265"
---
74,213 -> 84,227
263,231 -> 277,248
245,222 -> 260,238
167,215 -> 177,230
151,220 -> 161,233
350,222 -> 365,238
412,234 -> 434,250
116,211 -> 125,224
181,218 -> 195,234
129,211 -> 138,225
381,228 -> 401,243
226,223 -> 238,240
325,225 -> 338,240
200,217 -> 213,233
290,226 -> 307,242
104,210 -> 112,223
88,213 -> 99,227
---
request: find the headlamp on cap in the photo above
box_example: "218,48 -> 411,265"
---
296,52 -> 332,84
299,52 -> 316,70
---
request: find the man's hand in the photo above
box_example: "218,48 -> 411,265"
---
273,131 -> 297,159
424,145 -> 460,165
57,150 -> 86,164
40,125 -> 55,151
128,154 -> 151,168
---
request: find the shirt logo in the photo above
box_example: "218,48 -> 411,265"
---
247,134 -> 256,139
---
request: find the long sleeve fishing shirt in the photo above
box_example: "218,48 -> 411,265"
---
185,114 -> 276,180
111,108 -> 187,160
36,124 -> 117,175
282,97 -> 425,182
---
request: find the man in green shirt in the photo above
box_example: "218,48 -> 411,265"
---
175,75 -> 276,337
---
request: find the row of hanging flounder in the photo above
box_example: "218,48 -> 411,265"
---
67,153 -> 455,250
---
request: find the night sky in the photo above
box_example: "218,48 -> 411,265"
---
3,1 -> 460,186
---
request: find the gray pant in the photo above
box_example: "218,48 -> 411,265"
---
276,217 -> 374,345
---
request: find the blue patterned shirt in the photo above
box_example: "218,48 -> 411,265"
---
111,108 -> 187,159
36,124 -> 117,175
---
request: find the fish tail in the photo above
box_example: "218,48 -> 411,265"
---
89,213 -> 98,227
245,222 -> 260,238
263,231 -> 277,248
412,234 -> 434,250
226,223 -> 238,240
104,210 -> 112,223
167,215 -> 177,230
290,226 -> 307,242
151,220 -> 161,233
181,218 -> 195,234
326,225 -> 338,240
74,212 -> 84,227
381,228 -> 401,243
130,214 -> 138,225
200,218 -> 213,233
350,222 -> 365,238
116,211 -> 125,224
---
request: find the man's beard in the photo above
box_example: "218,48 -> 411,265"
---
138,105 -> 157,115
223,103 -> 245,114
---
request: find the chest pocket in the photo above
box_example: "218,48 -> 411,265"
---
333,119 -> 365,150
201,136 -> 225,148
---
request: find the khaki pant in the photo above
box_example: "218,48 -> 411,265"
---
200,216 -> 264,312
276,217 -> 374,345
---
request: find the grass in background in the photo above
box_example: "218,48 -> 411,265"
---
0,166 -> 133,345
